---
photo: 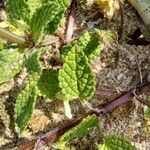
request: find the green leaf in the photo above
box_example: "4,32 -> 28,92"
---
25,51 -> 41,73
44,0 -> 70,34
98,135 -> 136,150
57,115 -> 99,148
15,74 -> 39,132
56,45 -> 95,101
30,0 -> 70,42
61,32 -> 102,62
145,96 -> 150,118
44,9 -> 64,35
46,0 -> 70,8
145,107 -> 150,118
25,50 -> 41,74
38,69 -> 60,99
0,48 -> 24,84
27,0 -> 43,17
5,0 -> 30,26
25,47 -> 49,74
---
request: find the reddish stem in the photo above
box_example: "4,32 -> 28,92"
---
64,0 -> 77,43
19,83 -> 150,150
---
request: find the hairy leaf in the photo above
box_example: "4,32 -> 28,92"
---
57,115 -> 98,148
30,0 -> 70,42
38,69 -> 60,99
5,0 -> 30,26
61,32 -> 102,62
98,135 -> 136,150
15,74 -> 39,132
56,46 -> 95,101
0,49 -> 24,84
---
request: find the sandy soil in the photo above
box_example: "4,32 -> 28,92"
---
0,0 -> 150,150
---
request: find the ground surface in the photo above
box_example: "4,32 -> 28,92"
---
0,0 -> 150,150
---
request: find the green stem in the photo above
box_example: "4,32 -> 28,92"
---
64,101 -> 73,119
0,27 -> 29,47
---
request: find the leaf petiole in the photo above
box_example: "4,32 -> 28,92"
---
64,101 -> 73,119
0,27 -> 29,47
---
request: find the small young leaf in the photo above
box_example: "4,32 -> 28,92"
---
98,135 -> 136,150
61,32 -> 102,62
5,0 -> 30,26
0,48 -> 24,84
30,0 -> 70,42
38,69 -> 60,99
56,45 -> 95,101
57,115 -> 99,148
15,74 -> 39,132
